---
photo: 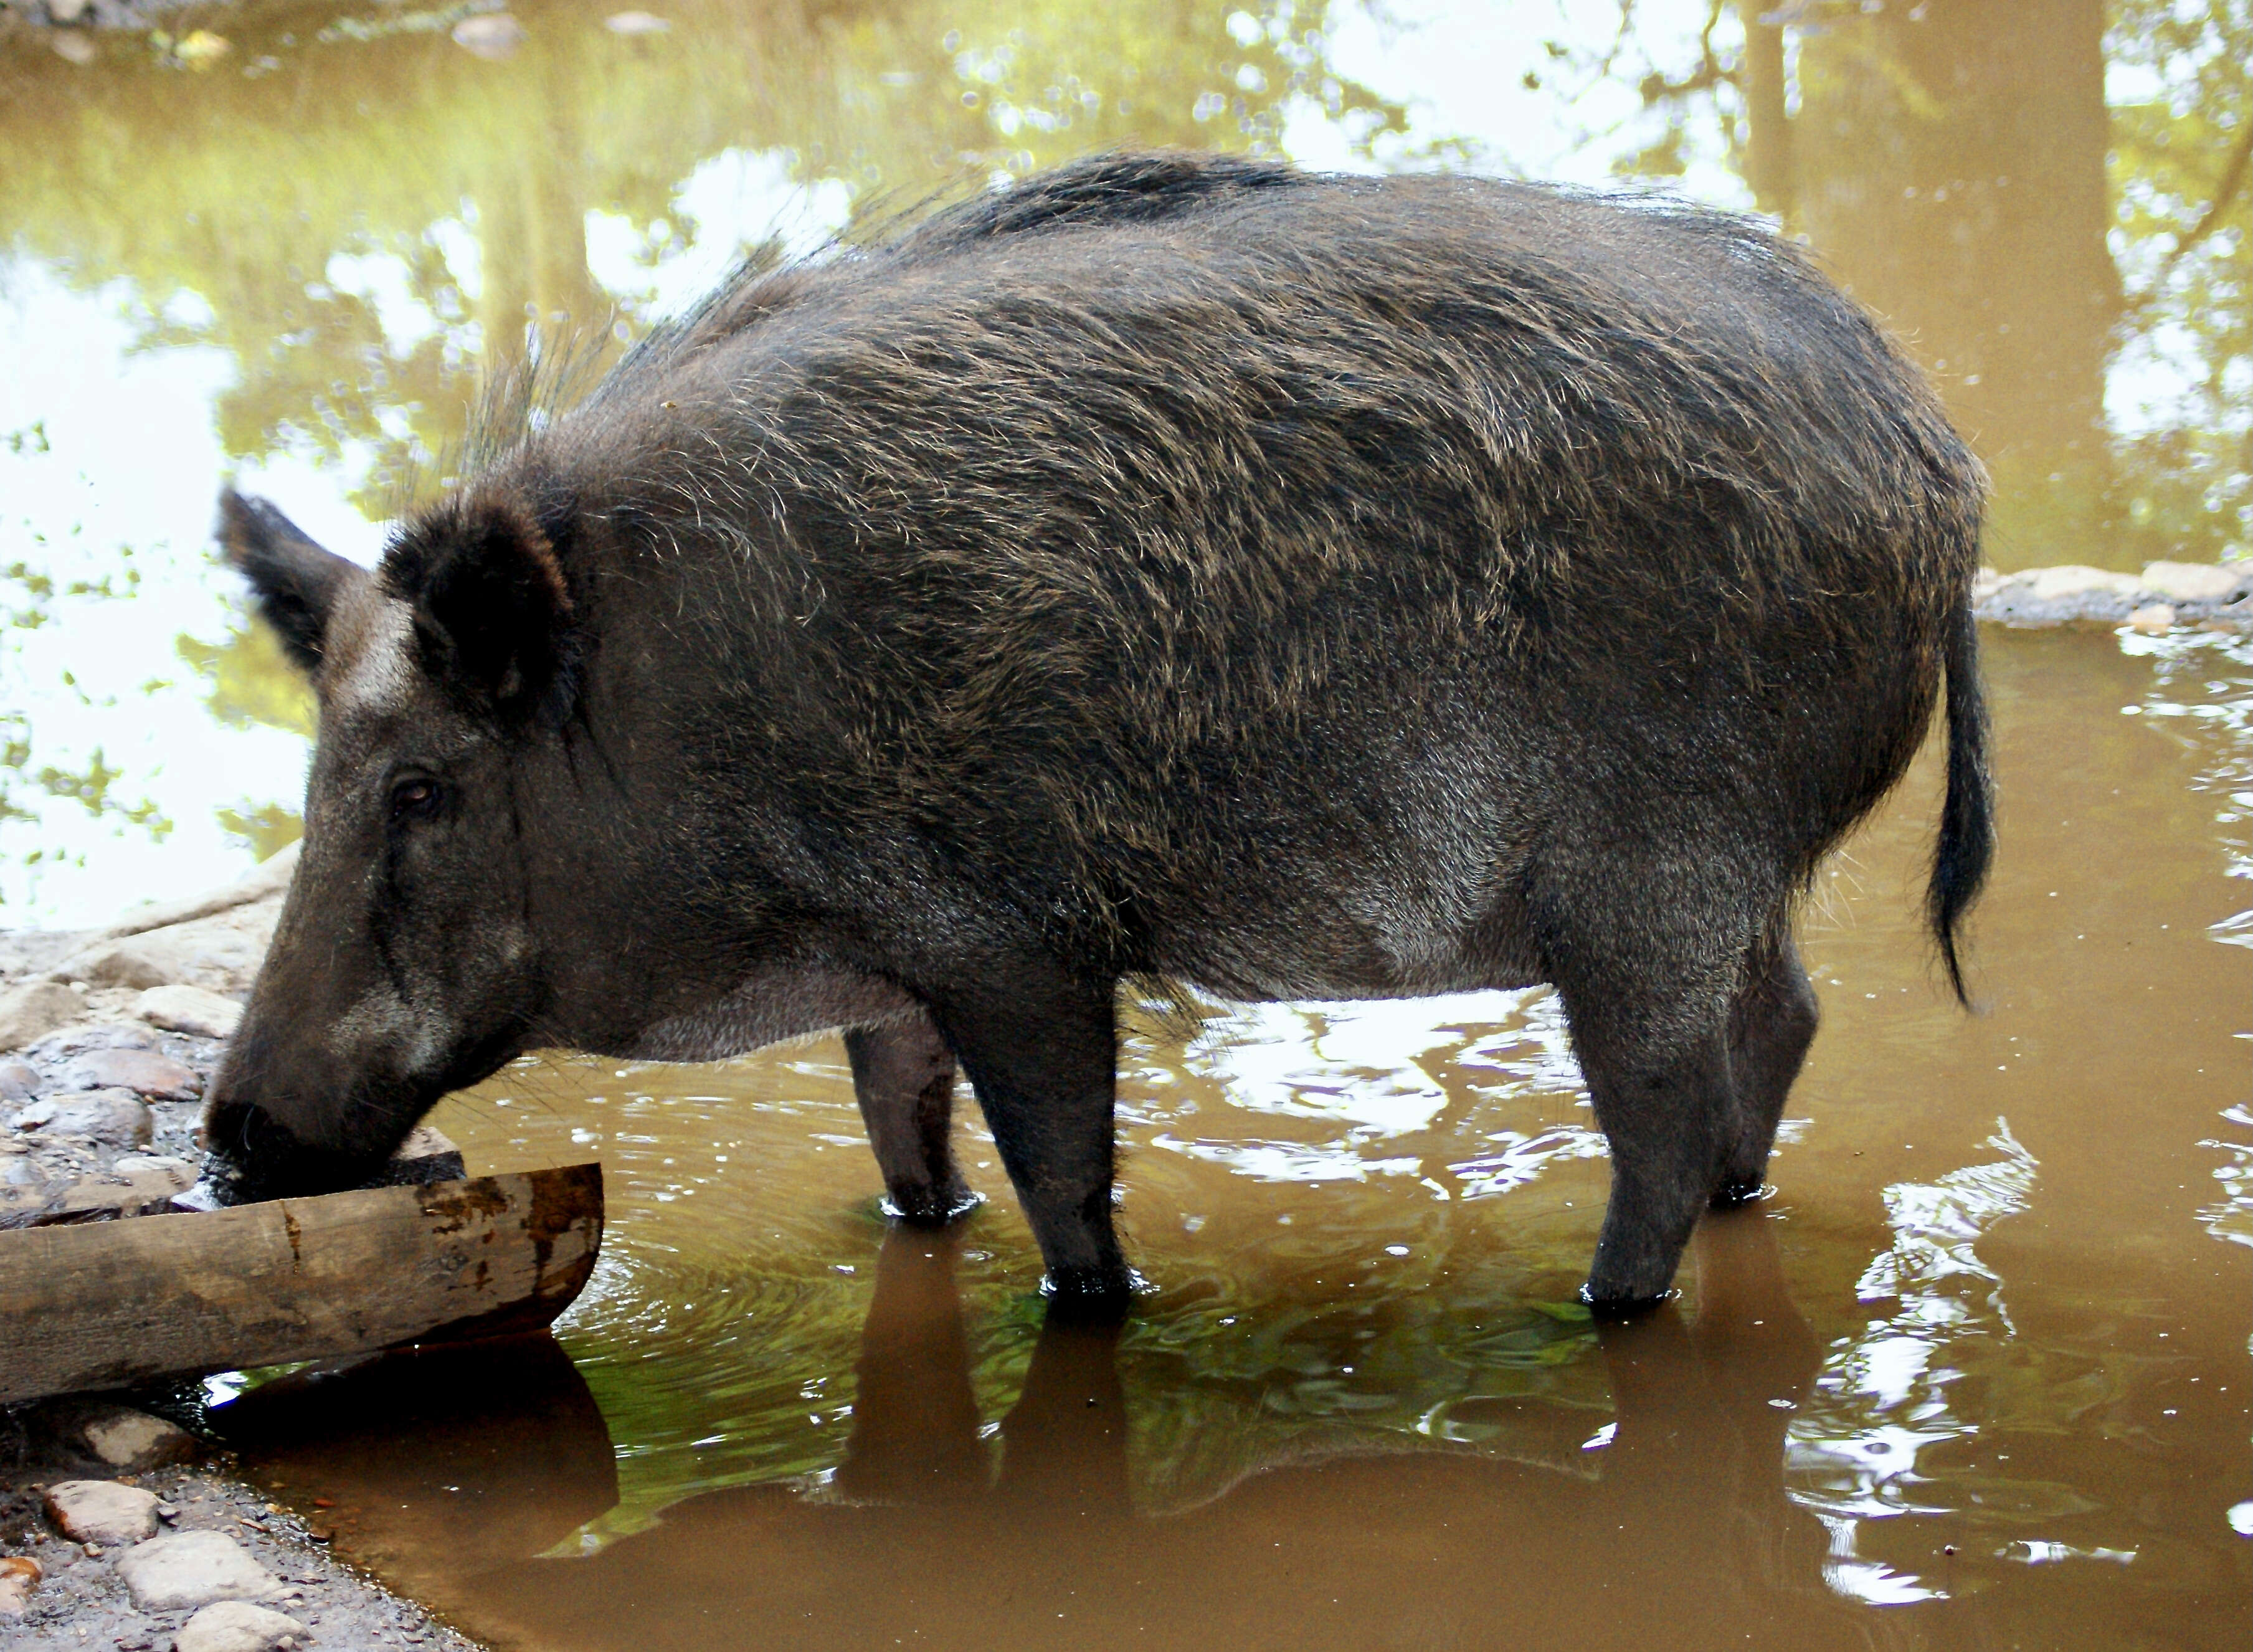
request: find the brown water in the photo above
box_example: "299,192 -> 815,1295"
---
202,625 -> 2253,1650
3,1 -> 2250,1646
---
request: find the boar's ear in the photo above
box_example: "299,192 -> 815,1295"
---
216,490 -> 369,674
382,495 -> 574,726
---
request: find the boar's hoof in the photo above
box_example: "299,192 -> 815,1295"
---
879,1186 -> 985,1226
1040,1265 -> 1144,1322
1577,1283 -> 1681,1323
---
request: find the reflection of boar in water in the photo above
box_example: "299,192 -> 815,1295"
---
204,153 -> 1991,1314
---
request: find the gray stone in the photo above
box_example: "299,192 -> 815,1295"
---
2142,559 -> 2252,605
11,1088 -> 153,1146
42,1479 -> 159,1547
26,1021 -> 157,1060
0,981 -> 82,1053
77,1405 -> 200,1469
176,1600 -> 311,1652
0,1059 -> 37,1101
50,938 -> 178,992
132,984 -> 244,1041
114,1530 -> 277,1612
56,1047 -> 201,1101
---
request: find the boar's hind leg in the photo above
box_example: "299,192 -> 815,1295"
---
847,1017 -> 977,1224
1712,931 -> 1818,1208
1540,881 -> 1750,1312
930,973 -> 1129,1316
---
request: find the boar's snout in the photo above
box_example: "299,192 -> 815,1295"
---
196,1093 -> 386,1205
199,1017 -> 425,1203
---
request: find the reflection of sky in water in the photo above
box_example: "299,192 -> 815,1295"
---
1788,1122 -> 2041,1604
1143,989 -> 1606,1195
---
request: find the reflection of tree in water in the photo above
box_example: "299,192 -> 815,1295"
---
1618,1 -> 2250,571
0,0 -> 1402,519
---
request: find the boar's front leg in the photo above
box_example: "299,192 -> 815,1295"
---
846,1016 -> 978,1224
929,969 -> 1129,1315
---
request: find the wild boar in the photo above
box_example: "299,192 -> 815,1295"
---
203,152 -> 1992,1314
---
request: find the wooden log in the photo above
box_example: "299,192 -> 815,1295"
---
0,1163 -> 602,1404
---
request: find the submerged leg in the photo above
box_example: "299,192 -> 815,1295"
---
1571,1015 -> 1738,1309
930,967 -> 1129,1315
1533,843 -> 1755,1311
1712,930 -> 1819,1208
847,1015 -> 976,1224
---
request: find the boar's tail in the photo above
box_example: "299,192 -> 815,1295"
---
1928,595 -> 1994,1008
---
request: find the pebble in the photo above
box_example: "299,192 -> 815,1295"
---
55,1046 -> 201,1101
0,980 -> 82,1053
10,1088 -> 154,1146
49,28 -> 97,65
2127,602 -> 2176,635
133,983 -> 245,1041
0,1555 -> 41,1616
0,1058 -> 37,1100
605,9 -> 671,32
43,1480 -> 161,1547
45,0 -> 91,19
77,1405 -> 201,1470
176,1599 -> 311,1652
114,1530 -> 279,1613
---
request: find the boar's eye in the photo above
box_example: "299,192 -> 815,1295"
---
388,775 -> 447,824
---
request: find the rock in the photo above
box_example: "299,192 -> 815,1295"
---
0,981 -> 83,1053
0,1554 -> 39,1617
49,28 -> 97,65
77,1405 -> 200,1469
2028,564 -> 2144,602
101,843 -> 297,943
111,1153 -> 198,1182
0,1060 -> 37,1101
605,9 -> 671,32
55,902 -> 282,999
453,11 -> 525,56
11,1088 -> 154,1146
2142,560 -> 2252,605
57,1047 -> 201,1101
2126,602 -> 2176,635
113,1531 -> 277,1613
133,984 -> 244,1041
50,938 -> 179,992
176,1600 -> 310,1652
27,1021 -> 158,1060
46,0 -> 91,22
42,1479 -> 159,1546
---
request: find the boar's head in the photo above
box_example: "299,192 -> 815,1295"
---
200,487 -> 592,1199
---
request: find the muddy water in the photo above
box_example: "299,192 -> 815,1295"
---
2,0 -> 2249,1645
202,624 -> 2253,1650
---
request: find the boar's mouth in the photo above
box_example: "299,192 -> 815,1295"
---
196,1097 -> 400,1206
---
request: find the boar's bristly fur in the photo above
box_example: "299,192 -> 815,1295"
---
205,153 -> 1993,1313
